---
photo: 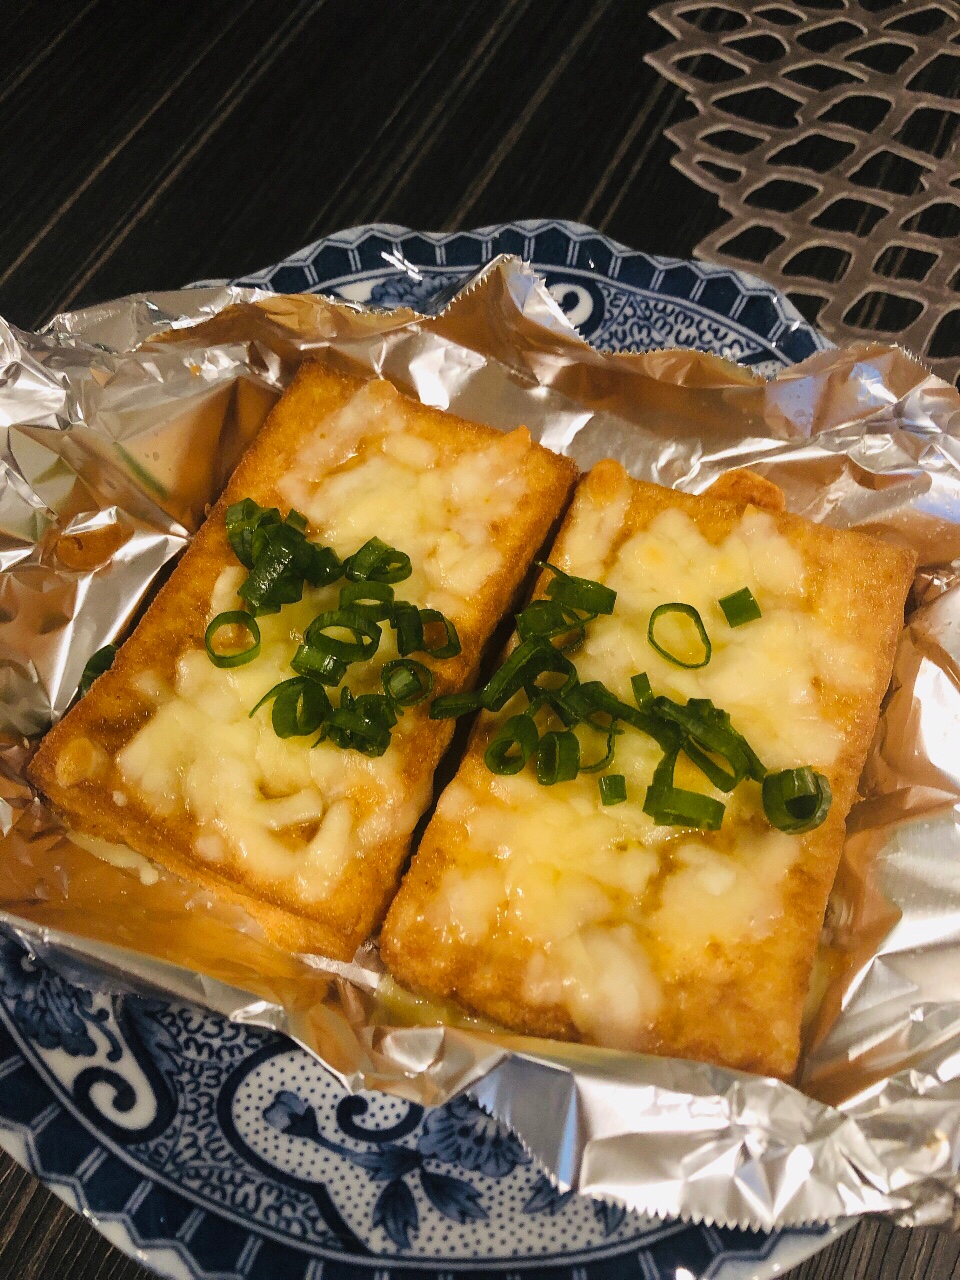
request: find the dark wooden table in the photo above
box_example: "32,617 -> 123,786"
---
2,2 -> 958,1277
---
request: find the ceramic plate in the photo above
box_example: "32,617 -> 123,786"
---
2,221 -> 842,1280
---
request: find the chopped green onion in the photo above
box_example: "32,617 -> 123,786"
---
344,536 -> 411,584
647,602 -> 712,669
381,659 -> 434,707
541,561 -> 616,615
205,611 -> 261,668
225,500 -> 339,598
355,692 -> 399,730
718,587 -> 761,628
526,687 -> 580,727
578,724 -> 622,773
484,714 -> 539,775
297,541 -> 342,587
250,677 -> 301,718
563,681 -> 631,728
599,774 -> 627,805
561,681 -> 674,745
643,746 -> 725,830
290,644 -> 347,686
536,730 -> 580,785
631,672 -> 653,707
653,696 -> 750,792
418,609 -> 461,659
238,523 -> 306,610
653,695 -> 766,789
680,741 -> 739,792
339,580 -> 395,621
271,678 -> 330,737
392,601 -> 424,655
516,600 -> 593,652
482,640 -> 576,712
305,609 -> 381,662
430,691 -> 483,719
516,600 -> 568,639
225,498 -> 281,568
320,689 -> 394,757
78,644 -> 117,697
762,767 -> 831,833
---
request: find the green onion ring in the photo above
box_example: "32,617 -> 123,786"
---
578,724 -> 622,773
305,608 -> 382,661
516,600 -> 594,652
344,536 -> 412,584
249,677 -> 301,718
290,644 -> 348,686
599,773 -> 627,805
561,681 -> 675,747
484,714 -> 539,776
482,640 -> 575,712
647,602 -> 712,669
525,686 -> 580,727
297,541 -> 342,587
540,561 -> 617,615
319,689 -> 394,757
762,767 -> 832,832
718,586 -> 762,628
205,611 -> 261,668
653,696 -> 750,791
654,694 -> 766,789
536,730 -> 580,785
238,524 -> 306,610
418,609 -> 461,659
271,679 -> 330,738
224,498 -> 281,568
642,746 -> 725,830
355,692 -> 398,730
392,601 -> 424,655
339,580 -> 395,621
381,659 -> 434,707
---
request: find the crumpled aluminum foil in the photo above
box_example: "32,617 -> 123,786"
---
4,257 -> 960,1232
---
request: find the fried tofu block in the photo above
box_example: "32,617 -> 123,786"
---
381,460 -> 916,1078
28,364 -> 577,958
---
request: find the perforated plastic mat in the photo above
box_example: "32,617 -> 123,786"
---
647,0 -> 960,385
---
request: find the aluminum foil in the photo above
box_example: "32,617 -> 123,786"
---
4,257 -> 960,1232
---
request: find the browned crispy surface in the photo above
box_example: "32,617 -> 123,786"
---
381,459 -> 916,1077
706,467 -> 785,513
28,362 -> 577,958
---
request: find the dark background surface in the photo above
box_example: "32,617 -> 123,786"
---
2,1 -> 959,1277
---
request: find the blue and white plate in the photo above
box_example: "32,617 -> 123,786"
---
3,222 -> 840,1280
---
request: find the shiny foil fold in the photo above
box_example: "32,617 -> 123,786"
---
4,257 -> 960,1232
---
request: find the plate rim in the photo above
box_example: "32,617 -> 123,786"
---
213,217 -> 832,370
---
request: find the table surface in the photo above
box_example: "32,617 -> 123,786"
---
3,2 -> 959,1277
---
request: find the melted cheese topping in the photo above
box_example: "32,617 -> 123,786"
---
433,501 -> 874,1044
279,380 -> 529,621
115,380 -> 533,903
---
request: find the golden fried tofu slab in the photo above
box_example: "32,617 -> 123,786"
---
381,460 -> 916,1078
28,363 -> 577,958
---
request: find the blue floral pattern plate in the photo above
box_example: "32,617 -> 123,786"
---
3,222 -> 841,1280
